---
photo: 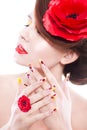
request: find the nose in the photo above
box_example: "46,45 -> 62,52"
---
20,27 -> 29,42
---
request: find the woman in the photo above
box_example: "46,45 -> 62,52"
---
0,0 -> 87,130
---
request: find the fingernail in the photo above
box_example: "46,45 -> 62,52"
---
53,85 -> 56,88
39,59 -> 45,64
49,87 -> 52,90
51,93 -> 56,99
45,111 -> 51,116
49,85 -> 56,92
24,83 -> 28,87
53,108 -> 57,112
40,77 -> 46,82
26,73 -> 30,79
28,64 -> 34,72
52,87 -> 56,92
52,86 -> 56,92
40,60 -> 45,65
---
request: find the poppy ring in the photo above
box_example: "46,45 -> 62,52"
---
18,95 -> 31,112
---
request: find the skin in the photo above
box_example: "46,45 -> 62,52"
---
0,13 -> 87,130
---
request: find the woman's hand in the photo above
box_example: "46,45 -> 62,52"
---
2,79 -> 52,130
27,60 -> 72,130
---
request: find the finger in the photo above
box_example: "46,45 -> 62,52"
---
28,65 -> 44,92
39,60 -> 64,96
23,79 -> 45,96
30,89 -> 51,104
63,79 -> 71,100
28,96 -> 51,115
25,111 -> 51,126
62,73 -> 71,99
33,96 -> 51,109
16,77 -> 24,97
28,64 -> 50,90
28,64 -> 43,80
40,60 -> 58,85
25,72 -> 36,85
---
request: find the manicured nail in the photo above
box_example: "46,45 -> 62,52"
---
52,86 -> 56,92
28,64 -> 34,72
53,108 -> 57,112
39,59 -> 45,65
49,85 -> 56,92
51,93 -> 56,100
41,60 -> 45,64
49,87 -> 52,90
50,108 -> 57,114
27,73 -> 30,79
53,85 -> 56,88
17,77 -> 22,84
24,83 -> 28,87
40,77 -> 46,82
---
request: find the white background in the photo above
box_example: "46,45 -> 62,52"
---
0,0 -> 87,98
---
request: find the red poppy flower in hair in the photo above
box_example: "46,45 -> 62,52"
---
18,95 -> 31,112
42,0 -> 87,41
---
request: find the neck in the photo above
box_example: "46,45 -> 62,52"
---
50,63 -> 64,87
18,62 -> 64,87
37,62 -> 64,87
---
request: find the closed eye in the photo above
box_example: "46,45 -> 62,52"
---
25,15 -> 32,27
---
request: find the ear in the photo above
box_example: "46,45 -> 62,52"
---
60,50 -> 79,65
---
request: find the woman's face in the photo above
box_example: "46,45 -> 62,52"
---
14,14 -> 64,69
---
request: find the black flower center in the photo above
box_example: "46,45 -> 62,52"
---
66,13 -> 78,19
22,101 -> 27,106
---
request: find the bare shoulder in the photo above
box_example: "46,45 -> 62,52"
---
0,74 -> 20,88
70,87 -> 87,130
0,74 -> 18,94
0,74 -> 18,127
0,74 -> 20,102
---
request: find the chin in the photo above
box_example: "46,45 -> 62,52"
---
14,53 -> 41,68
14,57 -> 37,68
14,53 -> 29,66
14,56 -> 27,67
14,59 -> 26,66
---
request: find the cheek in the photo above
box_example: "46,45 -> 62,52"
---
34,42 -> 47,56
32,41 -> 52,58
32,42 -> 62,66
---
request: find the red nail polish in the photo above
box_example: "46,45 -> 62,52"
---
53,85 -> 56,87
27,73 -> 30,78
40,60 -> 45,65
40,77 -> 46,82
51,94 -> 56,99
24,84 -> 28,87
53,108 -> 57,112
28,64 -> 34,72
49,87 -> 52,90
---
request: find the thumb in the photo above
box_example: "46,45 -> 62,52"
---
62,73 -> 71,99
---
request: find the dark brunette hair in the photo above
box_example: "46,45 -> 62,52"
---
34,0 -> 87,85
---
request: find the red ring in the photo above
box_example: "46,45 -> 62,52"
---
18,95 -> 31,112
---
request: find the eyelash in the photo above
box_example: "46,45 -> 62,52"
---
25,20 -> 32,27
25,15 -> 32,27
24,15 -> 40,35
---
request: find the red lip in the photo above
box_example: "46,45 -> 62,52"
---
15,44 -> 28,54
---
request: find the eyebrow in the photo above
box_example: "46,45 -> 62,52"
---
28,14 -> 32,20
